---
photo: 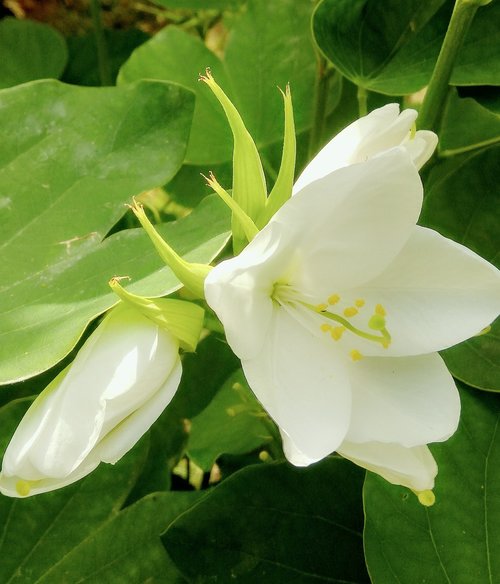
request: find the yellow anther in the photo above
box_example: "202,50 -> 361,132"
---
416,490 -> 435,507
344,307 -> 358,317
315,303 -> 328,312
375,303 -> 386,316
368,314 -> 386,331
259,450 -> 271,462
330,326 -> 345,341
328,294 -> 340,305
475,325 -> 491,337
15,480 -> 31,497
320,323 -> 332,333
350,349 -> 363,361
355,299 -> 365,308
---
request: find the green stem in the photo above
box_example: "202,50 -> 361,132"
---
357,85 -> 368,117
418,0 -> 486,131
302,301 -> 390,347
308,53 -> 330,158
90,0 -> 112,86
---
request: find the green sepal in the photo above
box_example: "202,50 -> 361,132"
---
203,172 -> 258,243
200,69 -> 267,253
257,85 -> 296,227
130,201 -> 211,299
110,278 -> 205,352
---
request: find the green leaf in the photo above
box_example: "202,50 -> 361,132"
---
439,89 -> 500,156
62,29 -> 149,87
442,320 -> 500,392
313,0 -> 448,94
0,18 -> 68,89
119,0 -> 317,166
460,86 -> 500,115
36,492 -> 202,584
421,146 -> 500,390
124,407 -> 188,504
167,160 -> 233,208
450,0 -> 500,86
187,370 -> 273,471
364,384 -> 500,583
163,458 -> 370,583
313,0 -> 500,95
170,334 -> 240,420
118,26 -> 233,165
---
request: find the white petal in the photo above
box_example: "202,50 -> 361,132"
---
96,358 -> 182,464
98,326 -> 179,437
242,307 -> 351,462
205,221 -> 297,360
350,226 -> 500,356
1,371 -> 68,481
280,429 -> 324,467
338,441 -> 437,491
293,104 -> 435,193
0,458 -> 100,498
345,353 -> 460,447
404,130 -> 438,169
26,307 -> 173,477
273,150 -> 423,296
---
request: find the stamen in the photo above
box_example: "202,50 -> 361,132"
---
15,480 -> 31,497
415,489 -> 435,507
299,294 -> 392,350
330,326 -> 345,341
350,349 -> 363,361
368,314 -> 386,331
344,307 -> 358,317
328,294 -> 340,305
475,325 -> 491,337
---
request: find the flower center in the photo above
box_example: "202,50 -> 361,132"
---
272,284 -> 391,361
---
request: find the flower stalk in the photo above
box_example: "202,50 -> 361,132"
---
418,0 -> 488,131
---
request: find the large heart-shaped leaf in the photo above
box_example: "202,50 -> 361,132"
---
163,458 -> 370,583
420,146 -> 500,390
35,492 -> 203,584
119,0 -> 317,166
62,29 -> 149,87
313,0 -> 500,95
0,18 -> 67,88
364,384 -> 500,583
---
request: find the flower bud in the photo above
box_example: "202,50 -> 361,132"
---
0,303 -> 191,497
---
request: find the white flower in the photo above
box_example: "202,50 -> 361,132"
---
0,305 -> 185,497
204,123 -> 500,495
